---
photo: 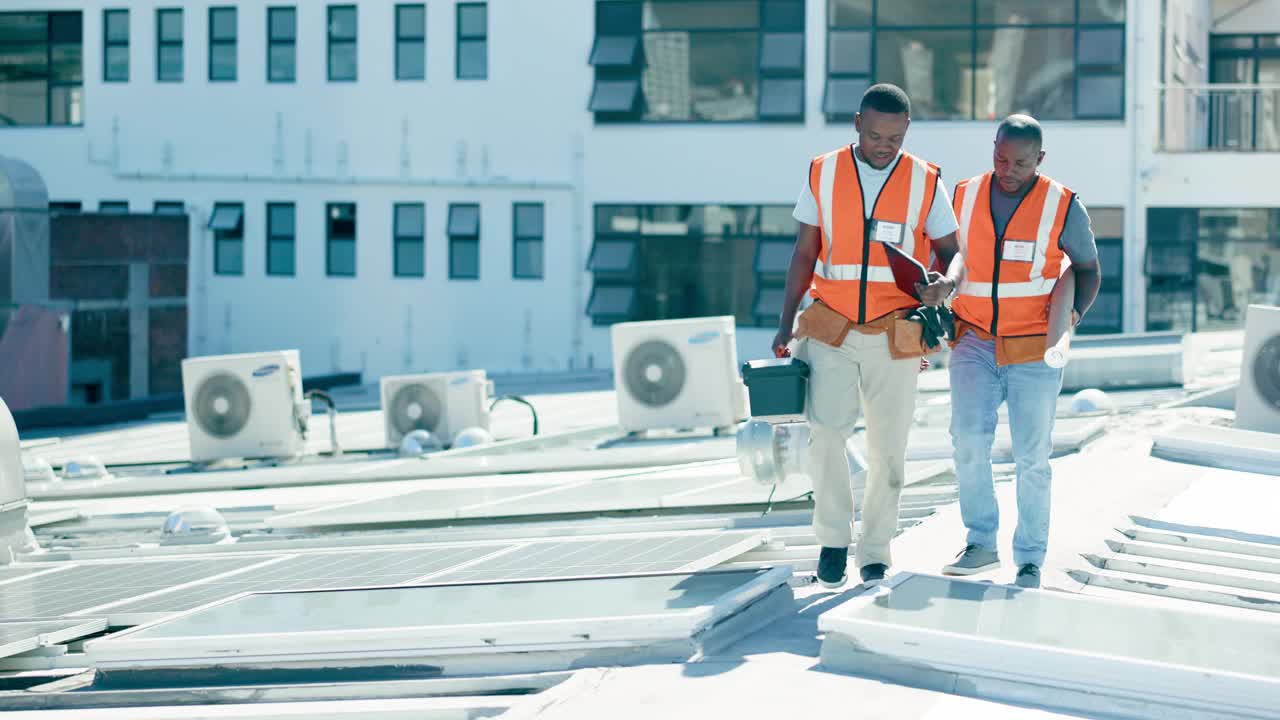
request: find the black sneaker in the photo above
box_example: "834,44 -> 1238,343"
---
1015,563 -> 1041,589
816,547 -> 848,588
859,563 -> 888,585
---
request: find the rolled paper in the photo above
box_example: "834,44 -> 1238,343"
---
1044,265 -> 1076,369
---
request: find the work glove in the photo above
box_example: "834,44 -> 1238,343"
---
906,305 -> 956,350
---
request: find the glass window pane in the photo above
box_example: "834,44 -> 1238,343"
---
824,77 -> 868,117
459,4 -> 487,36
154,201 -> 184,215
50,85 -> 82,125
596,206 -> 639,234
1077,74 -> 1123,118
598,2 -> 642,34
395,204 -> 424,236
269,204 -> 295,235
828,30 -> 870,75
515,204 -> 544,238
269,45 -> 295,81
268,239 -> 295,275
976,27 -> 1075,121
328,239 -> 356,276
588,285 -> 636,316
590,35 -> 640,67
159,10 -> 182,42
448,205 -> 480,236
50,12 -> 81,43
159,45 -> 183,81
451,239 -> 479,278
760,206 -> 797,235
396,240 -> 424,276
210,8 -> 236,41
0,14 -> 47,45
217,238 -> 243,274
1089,208 -> 1124,237
52,44 -> 83,82
1259,36 -> 1280,50
1076,288 -> 1121,333
760,33 -> 803,73
210,44 -> 236,80
397,40 -> 424,79
329,7 -> 357,39
329,44 -> 356,80
753,286 -> 784,318
763,0 -> 804,31
976,0 -> 1073,25
877,29 -> 971,119
827,0 -> 872,26
515,238 -> 544,278
398,5 -> 426,38
756,240 -> 793,273
642,1 -> 757,30
0,80 -> 49,125
1210,35 -> 1254,51
270,9 -> 296,41
458,39 -> 487,78
209,204 -> 242,232
1095,238 -> 1123,274
759,78 -> 803,119
106,46 -> 129,81
328,204 -> 355,237
643,32 -> 757,121
1080,0 -> 1126,23
1078,28 -> 1124,68
106,11 -> 129,43
877,0 -> 971,26
590,78 -> 640,112
588,239 -> 637,271
100,201 -> 128,213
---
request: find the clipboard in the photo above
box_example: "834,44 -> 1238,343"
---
882,242 -> 928,301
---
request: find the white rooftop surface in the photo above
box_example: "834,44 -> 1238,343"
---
7,356 -> 1280,718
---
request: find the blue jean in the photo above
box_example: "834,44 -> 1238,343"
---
948,332 -> 1063,567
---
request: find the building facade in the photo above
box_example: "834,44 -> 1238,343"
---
3,0 -> 1278,385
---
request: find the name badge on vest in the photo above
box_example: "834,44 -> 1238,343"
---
871,220 -> 904,246
1002,239 -> 1036,263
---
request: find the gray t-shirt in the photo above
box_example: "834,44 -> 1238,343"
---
989,178 -> 1097,264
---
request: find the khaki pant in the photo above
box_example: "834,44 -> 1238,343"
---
797,330 -> 918,568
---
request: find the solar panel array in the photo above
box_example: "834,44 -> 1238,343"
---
0,619 -> 105,658
0,531 -> 766,621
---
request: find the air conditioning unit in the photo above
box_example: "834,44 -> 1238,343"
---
381,370 -> 492,448
181,350 -> 309,463
611,316 -> 748,433
1236,304 -> 1280,433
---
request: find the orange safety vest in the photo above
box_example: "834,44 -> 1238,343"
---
808,147 -> 940,325
952,172 -> 1073,337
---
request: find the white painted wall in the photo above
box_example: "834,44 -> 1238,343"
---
11,0 -> 1273,380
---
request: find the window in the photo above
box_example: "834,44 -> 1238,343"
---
208,7 -> 236,81
209,202 -> 244,276
448,203 -> 480,279
326,202 -> 356,276
1145,208 -> 1280,333
394,203 -> 425,277
328,5 -> 357,81
513,203 -> 544,279
1077,207 -> 1123,335
156,8 -> 183,82
99,200 -> 128,213
824,0 -> 1125,122
0,12 -> 83,126
588,204 -> 797,326
1207,34 -> 1280,150
103,9 -> 128,82
154,201 -> 184,215
457,3 -> 487,79
590,0 -> 806,123
268,7 -> 296,82
267,202 -> 295,276
49,201 -> 81,214
396,4 -> 425,80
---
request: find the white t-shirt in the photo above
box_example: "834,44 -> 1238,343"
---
792,148 -> 959,240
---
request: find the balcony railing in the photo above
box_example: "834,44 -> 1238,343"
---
1158,84 -> 1280,152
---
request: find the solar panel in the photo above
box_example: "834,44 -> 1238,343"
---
455,472 -> 732,519
428,531 -> 766,584
0,618 -> 109,659
88,568 -> 792,670
0,557 -> 270,618
104,544 -> 509,616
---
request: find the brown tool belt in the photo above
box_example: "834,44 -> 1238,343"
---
795,301 -> 935,359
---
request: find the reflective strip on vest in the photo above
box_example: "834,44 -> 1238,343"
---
813,263 -> 898,283
818,153 -> 838,278
957,277 -> 1058,298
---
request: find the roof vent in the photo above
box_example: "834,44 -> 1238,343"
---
61,457 -> 111,482
161,506 -> 231,545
